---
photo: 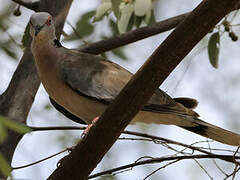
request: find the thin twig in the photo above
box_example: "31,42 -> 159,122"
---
65,21 -> 88,44
11,148 -> 69,170
123,130 -> 214,155
193,159 -> 214,180
143,159 -> 180,180
207,140 -> 228,176
88,154 -> 240,179
29,125 -> 86,131
232,163 -> 239,180
224,167 -> 240,180
79,12 -> 190,54
28,125 -> 240,164
197,147 -> 240,154
118,137 -> 152,142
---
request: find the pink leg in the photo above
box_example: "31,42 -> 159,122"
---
82,116 -> 99,136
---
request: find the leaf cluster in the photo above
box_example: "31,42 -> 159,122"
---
94,0 -> 155,34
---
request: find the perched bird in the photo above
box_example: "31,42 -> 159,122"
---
30,12 -> 240,146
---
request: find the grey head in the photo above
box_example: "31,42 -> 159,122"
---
29,12 -> 56,39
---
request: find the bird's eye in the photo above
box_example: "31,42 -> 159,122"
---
46,16 -> 52,26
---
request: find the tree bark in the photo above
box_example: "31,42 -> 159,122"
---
0,0 -> 73,178
48,0 -> 240,179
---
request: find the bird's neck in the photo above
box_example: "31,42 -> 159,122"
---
31,36 -> 63,80
32,32 -> 56,46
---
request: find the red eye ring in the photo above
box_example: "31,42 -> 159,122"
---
46,16 -> 52,26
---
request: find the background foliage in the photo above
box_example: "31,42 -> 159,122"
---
1,0 -> 240,179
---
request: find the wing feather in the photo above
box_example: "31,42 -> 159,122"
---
60,49 -> 197,116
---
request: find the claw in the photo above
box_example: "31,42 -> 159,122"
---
82,116 -> 99,137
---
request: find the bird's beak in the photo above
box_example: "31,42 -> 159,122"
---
34,25 -> 43,36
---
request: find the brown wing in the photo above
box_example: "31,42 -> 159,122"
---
60,49 -> 196,116
60,49 -> 133,102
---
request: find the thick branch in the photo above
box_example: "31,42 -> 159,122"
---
0,0 -> 73,178
11,0 -> 40,11
48,0 -> 240,179
80,12 -> 189,54
79,5 -> 240,55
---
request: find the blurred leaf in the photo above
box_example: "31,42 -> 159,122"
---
111,0 -> 122,19
0,152 -> 11,177
134,0 -> 152,16
127,13 -> 134,32
144,9 -> 155,25
0,6 -> 13,30
112,48 -> 127,60
0,45 -> 17,59
63,32 -> 78,41
65,11 -> 95,41
100,52 -> 107,58
134,15 -> 143,28
13,5 -> 21,16
99,174 -> 116,179
109,19 -> 119,35
208,32 -> 220,68
117,3 -> 134,33
21,23 -> 31,48
76,11 -> 95,36
0,116 -> 32,134
0,121 -> 7,144
44,103 -> 52,110
94,0 -> 112,22
0,38 -> 18,59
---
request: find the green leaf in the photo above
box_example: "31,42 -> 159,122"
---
117,3 -> 134,33
44,103 -> 52,110
111,0 -> 122,19
94,0 -> 112,22
21,23 -> 31,48
64,11 -> 95,41
0,7 -> 12,29
134,15 -> 144,28
127,13 -> 134,32
100,52 -> 107,58
208,32 -> 220,68
112,48 -> 127,60
63,33 -> 78,41
0,116 -> 32,134
0,152 -> 11,177
0,121 -> 7,144
134,0 -> 152,17
144,9 -> 155,25
0,40 -> 17,59
1,45 -> 17,59
109,19 -> 119,35
76,11 -> 95,37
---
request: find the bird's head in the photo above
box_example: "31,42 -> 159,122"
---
30,12 -> 56,40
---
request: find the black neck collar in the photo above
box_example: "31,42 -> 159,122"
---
53,39 -> 62,48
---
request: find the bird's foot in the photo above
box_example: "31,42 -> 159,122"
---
82,116 -> 99,137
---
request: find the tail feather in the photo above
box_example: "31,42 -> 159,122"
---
133,111 -> 240,146
179,117 -> 240,146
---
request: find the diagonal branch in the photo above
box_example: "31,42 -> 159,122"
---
79,5 -> 240,55
48,0 -> 240,179
11,0 -> 40,11
79,12 -> 189,54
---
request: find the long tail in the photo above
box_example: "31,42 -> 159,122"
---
133,111 -> 240,146
178,117 -> 240,146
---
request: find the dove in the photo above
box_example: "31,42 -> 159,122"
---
30,12 -> 240,146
